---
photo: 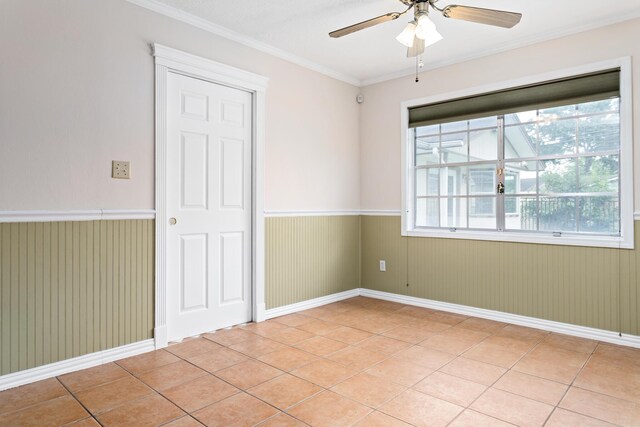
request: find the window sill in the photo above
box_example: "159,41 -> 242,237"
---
403,228 -> 633,249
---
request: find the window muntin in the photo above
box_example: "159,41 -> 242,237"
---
413,98 -> 621,236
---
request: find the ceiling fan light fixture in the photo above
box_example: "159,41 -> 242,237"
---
396,21 -> 417,47
414,14 -> 443,46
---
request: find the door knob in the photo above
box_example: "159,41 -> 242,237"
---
169,217 -> 177,225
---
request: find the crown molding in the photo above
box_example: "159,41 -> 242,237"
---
125,0 -> 361,86
361,13 -> 640,86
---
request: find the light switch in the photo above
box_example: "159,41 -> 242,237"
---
379,260 -> 386,272
112,161 -> 130,179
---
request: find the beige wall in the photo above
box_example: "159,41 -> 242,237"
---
0,0 -> 360,212
360,19 -> 640,211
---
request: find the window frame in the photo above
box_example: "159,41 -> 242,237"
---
401,57 -> 634,249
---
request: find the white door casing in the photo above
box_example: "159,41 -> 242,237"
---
166,73 -> 252,341
154,44 -> 268,348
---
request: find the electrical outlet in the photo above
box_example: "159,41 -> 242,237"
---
112,160 -> 130,179
379,260 -> 386,272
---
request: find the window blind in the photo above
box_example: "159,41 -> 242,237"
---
408,69 -> 620,128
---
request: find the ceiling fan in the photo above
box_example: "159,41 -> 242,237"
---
329,0 -> 522,58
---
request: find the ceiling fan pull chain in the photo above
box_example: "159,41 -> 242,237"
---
415,55 -> 424,83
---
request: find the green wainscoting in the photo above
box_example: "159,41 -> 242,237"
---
266,216 -> 361,309
361,215 -> 640,335
0,220 -> 154,375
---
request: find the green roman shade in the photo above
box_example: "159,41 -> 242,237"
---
409,68 -> 620,128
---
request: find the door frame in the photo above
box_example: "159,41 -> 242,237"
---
153,43 -> 268,349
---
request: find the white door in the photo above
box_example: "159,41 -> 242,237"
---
166,72 -> 252,342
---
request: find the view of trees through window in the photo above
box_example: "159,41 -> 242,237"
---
414,98 -> 620,235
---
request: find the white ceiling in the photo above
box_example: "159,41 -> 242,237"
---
148,0 -> 640,85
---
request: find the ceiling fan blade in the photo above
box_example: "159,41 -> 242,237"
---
442,5 -> 522,28
407,37 -> 425,57
329,12 -> 401,38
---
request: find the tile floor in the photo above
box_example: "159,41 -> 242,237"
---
1,296 -> 640,426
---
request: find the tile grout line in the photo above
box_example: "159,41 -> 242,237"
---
442,328 -> 549,426
54,376 -> 105,427
542,341 -> 626,427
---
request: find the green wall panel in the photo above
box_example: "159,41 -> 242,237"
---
361,215 -> 640,335
266,216 -> 360,309
0,220 -> 154,375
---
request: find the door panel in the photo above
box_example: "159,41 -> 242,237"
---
180,234 -> 208,312
181,132 -> 209,210
221,138 -> 244,208
167,72 -> 252,341
220,232 -> 244,304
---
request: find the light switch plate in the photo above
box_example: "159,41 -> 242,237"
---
379,260 -> 386,272
112,160 -> 130,179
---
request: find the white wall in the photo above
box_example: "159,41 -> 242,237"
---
360,19 -> 640,211
0,0 -> 360,212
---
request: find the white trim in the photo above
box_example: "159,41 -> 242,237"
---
264,210 -> 361,218
0,339 -> 154,391
360,210 -> 402,216
400,57 -> 635,250
403,229 -> 633,249
360,289 -> 640,349
264,289 -> 360,319
361,13 -> 640,87
126,0 -> 359,86
635,212 -> 640,220
0,209 -> 155,223
263,210 -> 402,217
154,44 -> 268,348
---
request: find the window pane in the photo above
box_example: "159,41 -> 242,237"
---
539,158 -> 577,194
416,168 -> 439,197
504,124 -> 537,159
578,98 -> 619,114
411,97 -> 622,238
578,196 -> 619,234
578,155 -> 619,193
538,118 -> 577,156
441,132 -> 468,163
416,198 -> 439,227
468,166 -> 495,195
468,197 -> 496,229
578,113 -> 620,153
440,166 -> 468,197
470,129 -> 498,161
505,110 -> 537,125
505,196 -> 538,231
441,120 -> 467,133
539,104 -> 576,119
538,197 -> 577,232
441,197 -> 467,229
416,124 -> 440,137
469,116 -> 497,129
416,135 -> 439,165
505,161 -> 537,194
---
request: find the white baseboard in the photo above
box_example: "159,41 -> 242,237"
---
254,303 -> 267,323
360,288 -> 640,349
0,339 -> 155,391
154,326 -> 168,349
4,286 -> 639,391
264,288 -> 360,319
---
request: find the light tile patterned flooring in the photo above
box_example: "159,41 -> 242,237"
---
1,296 -> 640,426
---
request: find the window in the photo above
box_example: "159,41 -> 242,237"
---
403,62 -> 633,248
